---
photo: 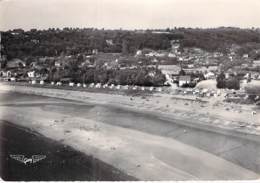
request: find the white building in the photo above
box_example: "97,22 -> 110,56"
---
179,76 -> 191,87
27,71 -> 35,78
158,65 -> 181,76
204,72 -> 215,79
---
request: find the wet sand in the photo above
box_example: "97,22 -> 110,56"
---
0,91 -> 259,180
0,121 -> 137,181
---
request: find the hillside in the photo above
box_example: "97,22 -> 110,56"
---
1,27 -> 260,60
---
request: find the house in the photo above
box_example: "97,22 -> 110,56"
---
168,53 -> 176,58
207,66 -> 218,72
253,60 -> 260,67
145,52 -> 156,57
241,63 -> 249,68
54,60 -> 62,67
106,39 -> 114,46
6,59 -> 26,69
187,64 -> 194,68
27,71 -> 35,78
204,72 -> 215,79
243,54 -> 249,58
158,65 -> 181,76
92,49 -> 98,55
179,75 -> 191,87
29,62 -> 43,69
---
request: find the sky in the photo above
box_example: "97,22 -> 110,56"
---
0,0 -> 260,31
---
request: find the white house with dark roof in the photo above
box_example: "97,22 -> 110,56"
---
179,75 -> 191,87
6,59 -> 26,69
253,60 -> 260,67
158,65 -> 181,76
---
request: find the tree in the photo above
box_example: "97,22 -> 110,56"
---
225,77 -> 240,90
179,69 -> 186,76
216,72 -> 226,88
122,39 -> 129,55
217,73 -> 240,90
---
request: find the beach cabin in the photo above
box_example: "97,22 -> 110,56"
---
109,84 -> 114,89
116,85 -> 121,90
157,87 -> 162,92
95,83 -> 101,88
89,83 -> 94,88
10,77 -> 16,82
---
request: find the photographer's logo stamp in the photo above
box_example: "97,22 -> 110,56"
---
10,155 -> 46,165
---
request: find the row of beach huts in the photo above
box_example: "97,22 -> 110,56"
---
28,80 -> 164,92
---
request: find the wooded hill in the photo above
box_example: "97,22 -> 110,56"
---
1,27 -> 260,60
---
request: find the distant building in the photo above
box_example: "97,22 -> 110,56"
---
168,53 -> 176,58
207,66 -> 218,72
243,54 -> 249,58
179,75 -> 191,87
241,63 -> 249,68
106,39 -> 114,46
27,71 -> 35,78
253,60 -> 260,67
158,65 -> 181,76
54,60 -> 62,67
6,59 -> 26,69
204,72 -> 215,79
92,49 -> 98,55
187,64 -> 194,68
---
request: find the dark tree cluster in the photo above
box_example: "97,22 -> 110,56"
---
179,27 -> 260,54
216,73 -> 240,90
3,27 -> 260,61
1,28 -> 175,59
47,64 -> 166,87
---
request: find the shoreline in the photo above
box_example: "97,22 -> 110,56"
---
0,120 -> 137,181
1,82 -> 260,138
0,89 -> 259,180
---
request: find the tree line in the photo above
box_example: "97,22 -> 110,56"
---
47,65 -> 166,87
2,27 -> 260,60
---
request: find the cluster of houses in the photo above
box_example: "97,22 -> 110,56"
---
1,38 -> 260,92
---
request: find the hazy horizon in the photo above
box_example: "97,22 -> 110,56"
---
1,0 -> 260,31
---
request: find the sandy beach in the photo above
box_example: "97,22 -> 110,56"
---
0,121 -> 136,181
0,83 -> 260,180
1,83 -> 260,136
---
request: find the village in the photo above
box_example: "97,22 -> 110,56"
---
0,31 -> 260,108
